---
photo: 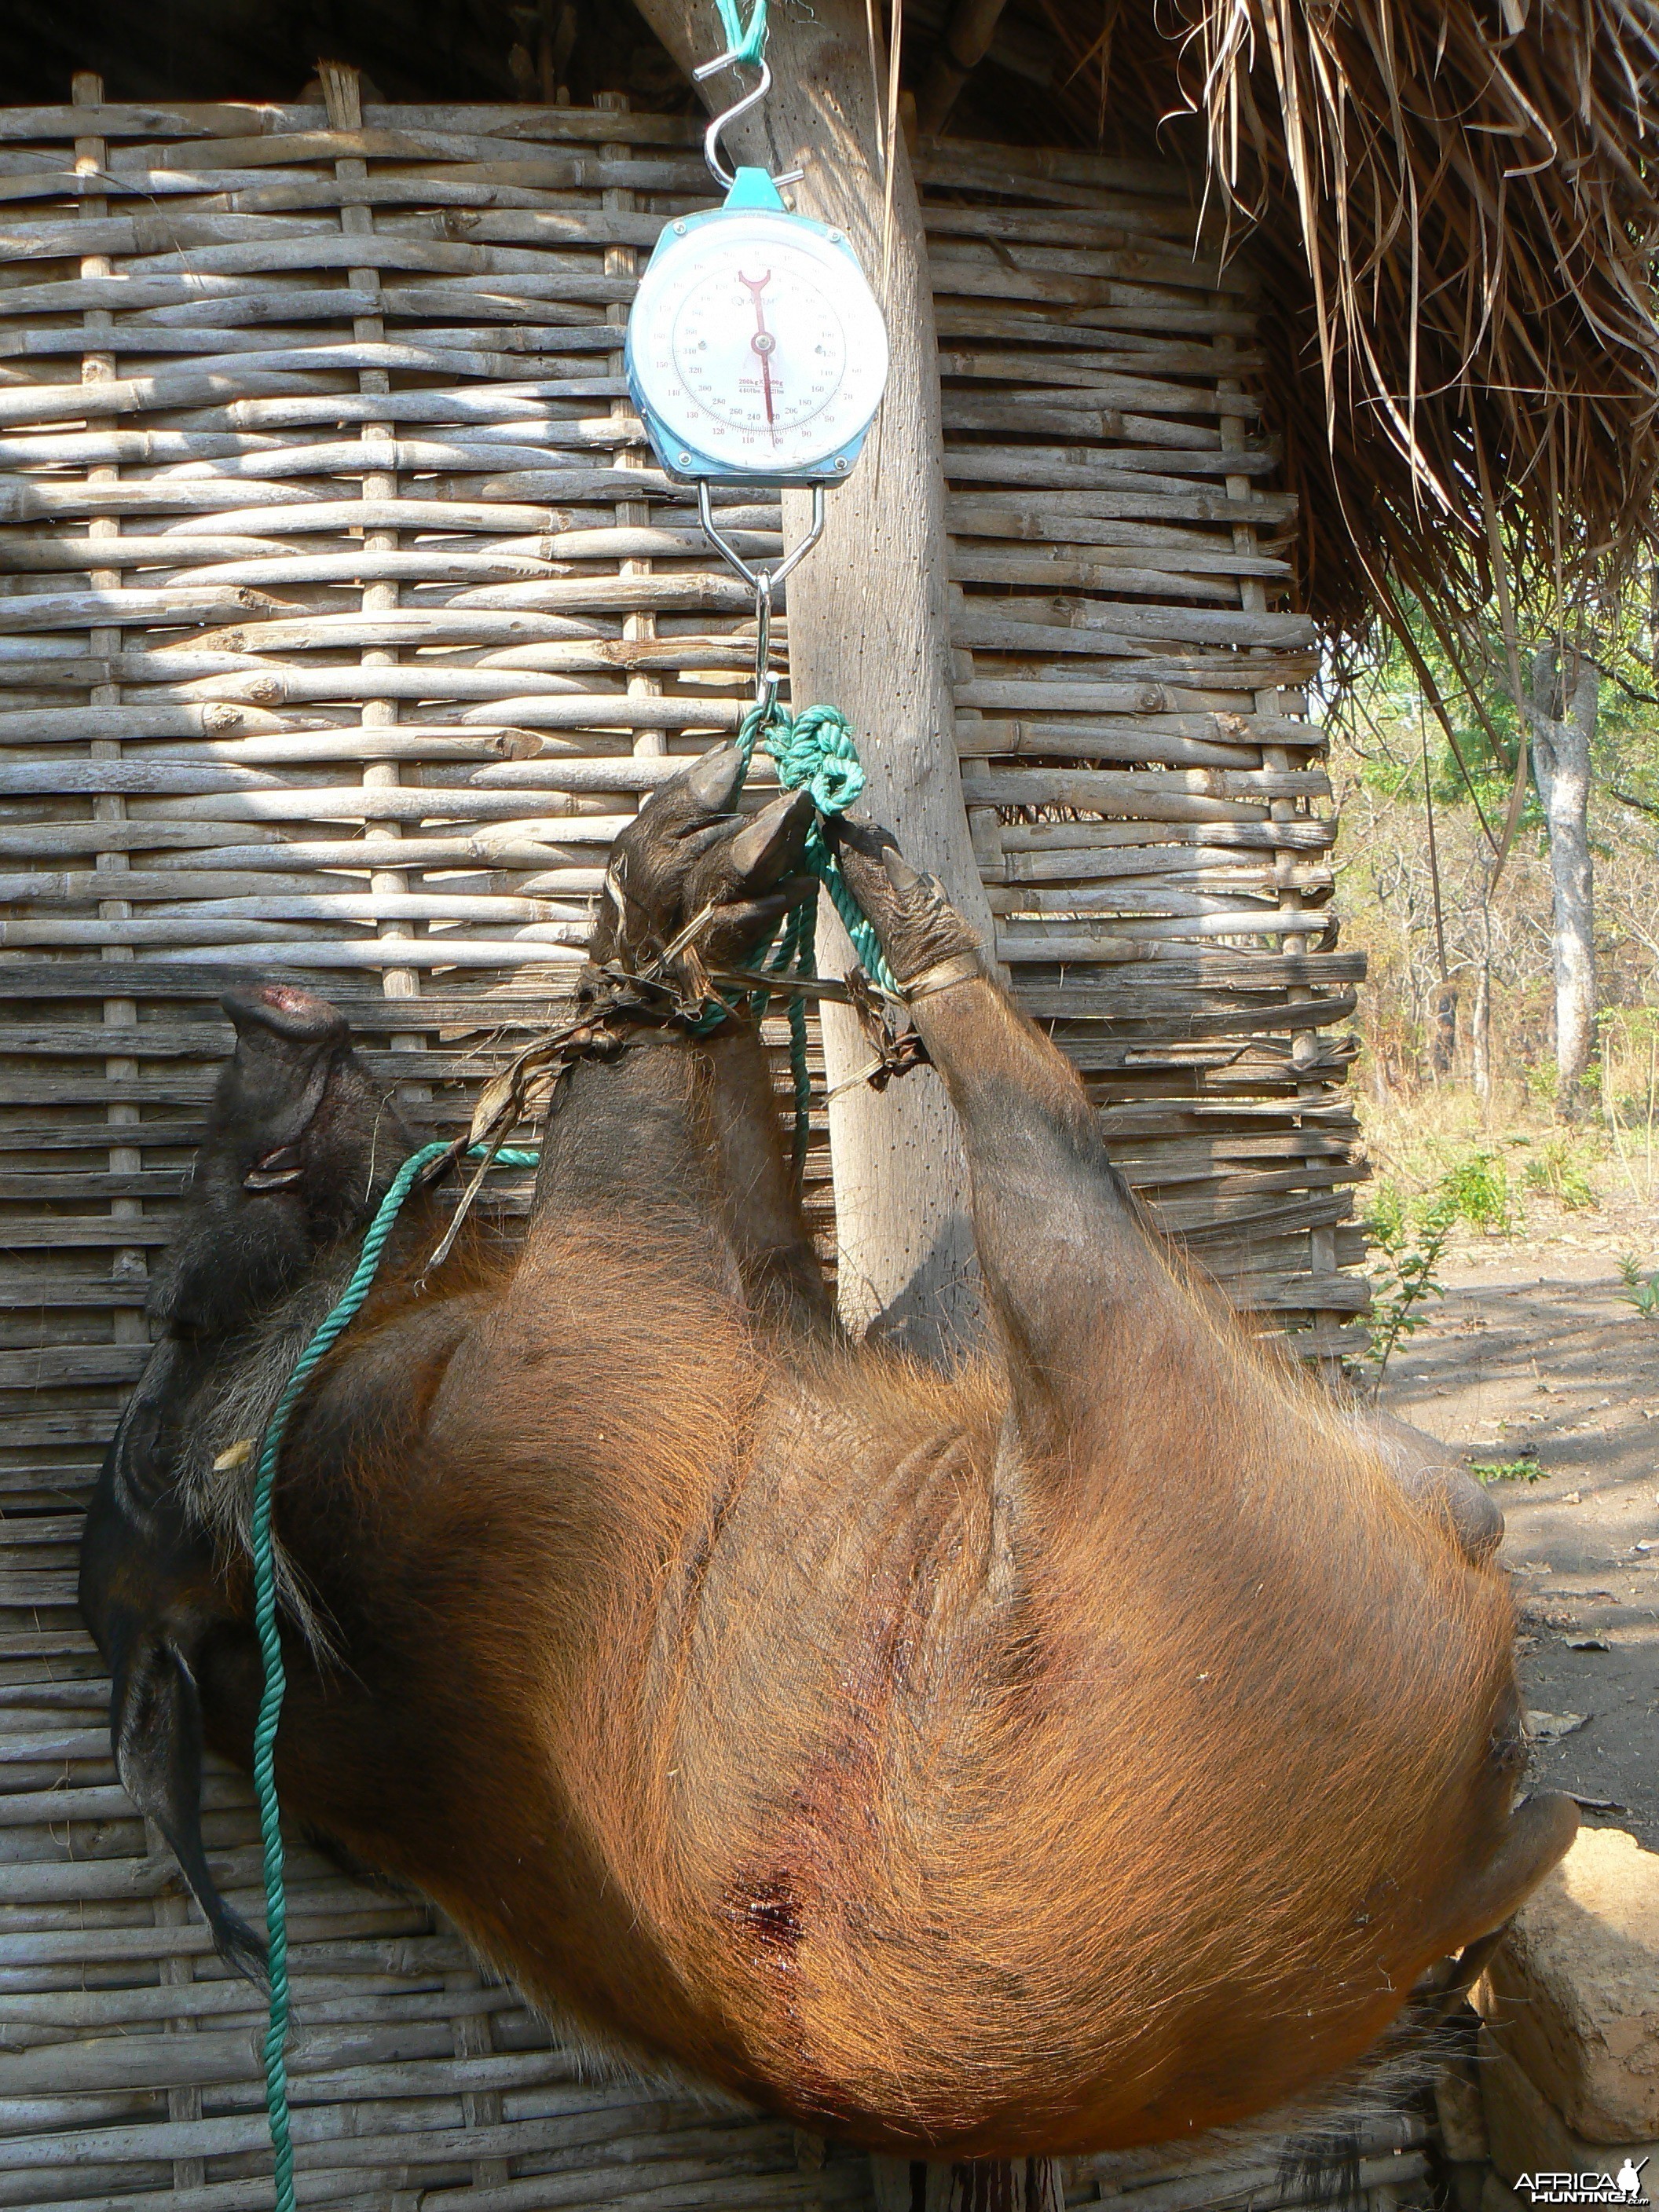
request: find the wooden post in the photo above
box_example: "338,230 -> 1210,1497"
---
631,9 -> 1042,2197
873,2152 -> 1066,2210
632,0 -> 998,1361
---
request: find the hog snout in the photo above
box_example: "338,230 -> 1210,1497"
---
223,983 -> 349,1048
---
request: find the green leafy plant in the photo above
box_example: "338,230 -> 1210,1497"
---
1468,1452 -> 1546,1485
1522,1137 -> 1599,1211
1617,1254 -> 1659,1322
1437,1148 -> 1517,1234
1523,1058 -> 1563,1111
1363,1147 -> 1527,1391
1364,1181 -> 1456,1390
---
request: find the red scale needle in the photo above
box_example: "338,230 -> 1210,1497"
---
739,269 -> 778,436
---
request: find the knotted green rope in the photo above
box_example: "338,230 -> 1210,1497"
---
250,1141 -> 538,2212
738,700 -> 898,994
733,698 -> 898,1179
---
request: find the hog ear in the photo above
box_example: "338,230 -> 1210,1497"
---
110,1633 -> 269,1987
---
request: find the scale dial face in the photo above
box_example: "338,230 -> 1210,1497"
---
630,208 -> 889,477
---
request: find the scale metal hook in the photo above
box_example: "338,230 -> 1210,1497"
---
698,478 -> 825,597
693,50 -> 805,192
753,571 -> 776,712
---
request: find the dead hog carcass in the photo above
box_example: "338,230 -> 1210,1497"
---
79,745 -> 1574,2159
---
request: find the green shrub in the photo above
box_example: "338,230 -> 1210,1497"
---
1617,1254 -> 1659,1322
1468,1452 -> 1545,1485
1361,1148 -> 1524,1390
1437,1148 -> 1517,1235
1363,1179 -> 1455,1388
1522,1137 -> 1599,1212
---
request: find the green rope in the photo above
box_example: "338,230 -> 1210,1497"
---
764,897 -> 813,1181
728,698 -> 898,1179
736,698 -> 899,998
249,1141 -> 539,2212
712,0 -> 767,64
248,709 -> 886,2203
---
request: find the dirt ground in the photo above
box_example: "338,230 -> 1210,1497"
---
1380,1212 -> 1659,1848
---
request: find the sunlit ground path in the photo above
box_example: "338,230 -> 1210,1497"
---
1383,1226 -> 1659,1850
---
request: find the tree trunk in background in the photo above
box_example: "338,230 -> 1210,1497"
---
632,0 -> 997,1361
1470,962 -> 1492,1117
1471,936 -> 1493,1121
1527,645 -> 1599,1118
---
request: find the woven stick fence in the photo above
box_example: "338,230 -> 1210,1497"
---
0,84 -> 1373,2212
920,137 -> 1362,1362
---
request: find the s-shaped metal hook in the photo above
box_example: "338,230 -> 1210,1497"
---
694,49 -> 804,192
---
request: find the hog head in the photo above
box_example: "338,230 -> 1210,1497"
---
80,985 -> 416,1982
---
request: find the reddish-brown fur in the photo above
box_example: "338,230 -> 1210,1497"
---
97,775 -> 1576,2159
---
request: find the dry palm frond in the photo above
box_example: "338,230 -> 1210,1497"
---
1007,0 -> 1659,642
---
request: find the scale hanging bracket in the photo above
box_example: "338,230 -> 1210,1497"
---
698,480 -> 824,711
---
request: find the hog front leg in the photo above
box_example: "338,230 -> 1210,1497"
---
524,745 -> 833,1330
705,1023 -> 835,1326
830,818 -> 1199,1474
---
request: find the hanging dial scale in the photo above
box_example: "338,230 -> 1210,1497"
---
628,123 -> 889,489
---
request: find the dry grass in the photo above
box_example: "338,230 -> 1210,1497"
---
1357,1081 -> 1659,1261
1012,0 -> 1659,643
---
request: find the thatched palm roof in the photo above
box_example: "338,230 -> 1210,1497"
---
980,0 -> 1659,640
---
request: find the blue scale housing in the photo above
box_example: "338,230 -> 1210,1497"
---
624,167 -> 881,489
